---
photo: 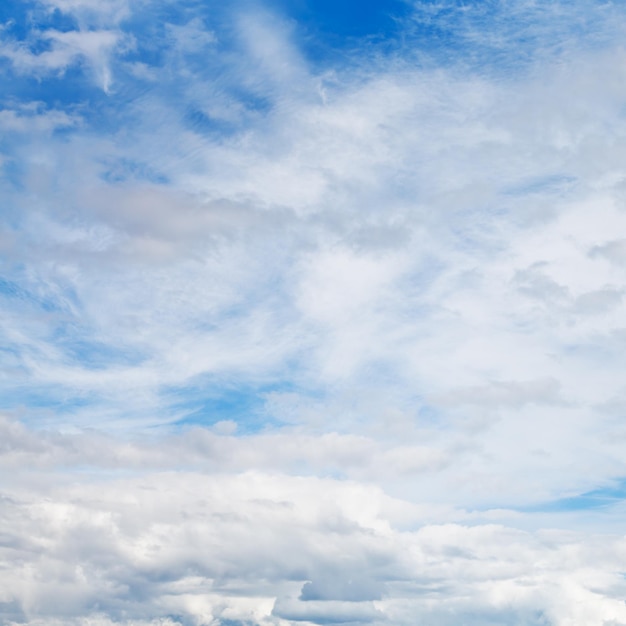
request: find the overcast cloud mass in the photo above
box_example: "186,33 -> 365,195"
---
2,0 -> 626,624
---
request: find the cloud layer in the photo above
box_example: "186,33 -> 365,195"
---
2,0 -> 626,623
4,465 -> 626,626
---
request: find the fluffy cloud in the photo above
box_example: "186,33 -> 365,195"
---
2,465 -> 626,626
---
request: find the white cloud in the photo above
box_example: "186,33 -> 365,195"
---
3,0 -> 626,623
2,464 -> 626,626
0,102 -> 79,132
38,0 -> 133,28
0,28 -> 125,90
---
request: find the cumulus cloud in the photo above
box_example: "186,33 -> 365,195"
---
2,467 -> 626,626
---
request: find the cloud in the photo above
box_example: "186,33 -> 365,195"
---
0,28 -> 126,90
1,0 -> 626,497
3,0 -> 626,624
38,0 -> 131,26
0,102 -> 79,132
2,465 -> 626,626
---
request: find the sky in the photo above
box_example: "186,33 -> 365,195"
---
2,0 -> 626,624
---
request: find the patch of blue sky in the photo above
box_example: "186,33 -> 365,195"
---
7,0 -> 623,104
502,174 -> 578,198
0,277 -> 67,313
0,32 -> 119,133
293,0 -> 410,39
0,277 -> 144,372
60,337 -> 145,371
3,74 -> 92,110
0,1 -> 41,41
267,0 -> 412,63
0,345 -> 29,378
523,480 -> 626,514
181,106 -> 242,140
0,6 -> 77,71
119,30 -> 200,77
0,4 -> 264,136
118,1 -> 232,69
400,0 -> 622,75
99,157 -> 169,185
294,0 -> 623,79
562,334 -> 626,368
216,88 -> 273,117
37,7 -> 79,34
0,156 -> 27,192
2,0 -> 604,157
122,0 -> 222,37
164,380 -> 302,433
121,35 -> 275,126
1,74 -> 111,139
0,385 -> 95,414
417,403 -> 444,427
444,608 -> 550,626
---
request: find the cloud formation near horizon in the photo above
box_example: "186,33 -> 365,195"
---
2,0 -> 626,624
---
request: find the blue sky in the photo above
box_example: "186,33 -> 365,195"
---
3,0 -> 626,625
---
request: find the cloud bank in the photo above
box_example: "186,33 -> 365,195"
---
2,0 -> 626,623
